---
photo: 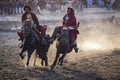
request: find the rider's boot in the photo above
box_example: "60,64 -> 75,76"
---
49,27 -> 61,44
73,43 -> 79,53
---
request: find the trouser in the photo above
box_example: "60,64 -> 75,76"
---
69,29 -> 78,45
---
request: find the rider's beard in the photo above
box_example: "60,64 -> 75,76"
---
25,11 -> 31,14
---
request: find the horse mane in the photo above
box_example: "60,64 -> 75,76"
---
57,29 -> 69,47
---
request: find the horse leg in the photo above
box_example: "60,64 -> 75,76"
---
19,38 -> 29,59
51,53 -> 60,70
59,53 -> 66,66
44,55 -> 48,66
33,53 -> 37,67
19,46 -> 26,59
41,54 -> 48,66
25,50 -> 33,70
41,59 -> 44,66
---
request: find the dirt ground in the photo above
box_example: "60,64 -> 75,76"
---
0,22 -> 120,80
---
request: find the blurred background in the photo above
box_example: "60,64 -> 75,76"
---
0,0 -> 120,80
0,0 -> 120,15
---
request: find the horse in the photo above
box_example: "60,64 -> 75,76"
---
33,34 -> 51,67
19,26 -> 50,70
50,28 -> 74,70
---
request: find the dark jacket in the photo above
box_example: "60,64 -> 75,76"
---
22,13 -> 40,30
22,13 -> 39,25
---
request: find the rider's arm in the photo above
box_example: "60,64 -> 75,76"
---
31,13 -> 41,31
31,13 -> 39,26
67,15 -> 77,27
21,13 -> 26,25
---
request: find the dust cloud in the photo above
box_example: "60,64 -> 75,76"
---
0,17 -> 120,80
60,20 -> 120,63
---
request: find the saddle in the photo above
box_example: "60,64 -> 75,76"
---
17,24 -> 47,42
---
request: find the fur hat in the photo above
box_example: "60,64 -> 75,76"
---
24,5 -> 32,11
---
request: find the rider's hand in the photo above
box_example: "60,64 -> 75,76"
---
31,26 -> 35,30
63,24 -> 67,28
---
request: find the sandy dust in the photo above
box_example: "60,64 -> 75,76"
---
0,22 -> 120,80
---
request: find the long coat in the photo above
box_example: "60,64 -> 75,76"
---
22,13 -> 39,27
63,13 -> 79,44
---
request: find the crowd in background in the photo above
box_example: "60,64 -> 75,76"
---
0,0 -> 66,15
72,0 -> 119,11
0,0 -> 120,15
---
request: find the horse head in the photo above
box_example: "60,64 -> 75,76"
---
58,29 -> 69,47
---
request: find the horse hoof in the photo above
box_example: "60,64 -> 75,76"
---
56,64 -> 62,69
25,65 -> 29,71
32,66 -> 36,69
23,53 -> 26,57
19,53 -> 24,59
25,67 -> 29,71
45,63 -> 48,66
41,63 -> 43,66
49,65 -> 54,71
49,67 -> 53,71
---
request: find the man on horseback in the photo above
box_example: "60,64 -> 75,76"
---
18,5 -> 41,59
49,7 -> 79,53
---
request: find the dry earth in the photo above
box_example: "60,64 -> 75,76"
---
0,22 -> 120,80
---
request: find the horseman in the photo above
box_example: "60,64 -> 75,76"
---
18,5 -> 41,59
49,7 -> 79,53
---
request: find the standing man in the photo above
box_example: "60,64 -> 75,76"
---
86,0 -> 93,8
96,0 -> 104,8
103,0 -> 111,10
78,0 -> 83,11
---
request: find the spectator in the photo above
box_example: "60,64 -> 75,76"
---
72,0 -> 77,8
109,0 -> 116,9
112,0 -> 120,10
78,0 -> 83,11
36,5 -> 41,14
39,0 -> 46,11
103,0 -> 111,10
109,16 -> 117,23
86,0 -> 93,8
16,1 -> 19,14
19,2 -> 24,14
46,1 -> 51,11
96,0 -> 104,8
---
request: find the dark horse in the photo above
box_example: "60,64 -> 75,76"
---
51,29 -> 74,70
33,34 -> 51,67
19,27 -> 50,69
